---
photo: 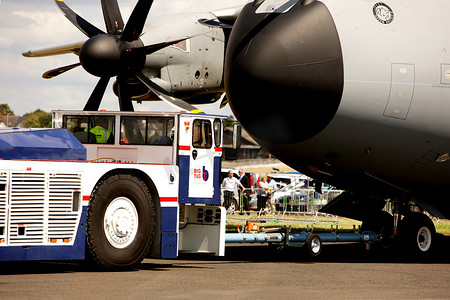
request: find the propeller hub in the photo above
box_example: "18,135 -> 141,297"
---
80,34 -> 122,77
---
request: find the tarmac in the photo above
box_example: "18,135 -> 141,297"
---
0,236 -> 449,299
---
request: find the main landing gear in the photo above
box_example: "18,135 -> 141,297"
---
361,199 -> 437,256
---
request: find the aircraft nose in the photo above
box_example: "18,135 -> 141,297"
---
225,0 -> 344,144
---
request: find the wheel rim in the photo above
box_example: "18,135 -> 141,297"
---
104,197 -> 138,249
311,237 -> 321,254
416,226 -> 432,252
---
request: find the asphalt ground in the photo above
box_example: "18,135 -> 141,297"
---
0,235 -> 449,299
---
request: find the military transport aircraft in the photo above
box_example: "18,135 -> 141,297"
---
23,0 -> 243,113
25,0 -> 449,256
224,0 -> 450,254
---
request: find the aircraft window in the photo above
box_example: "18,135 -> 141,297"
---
64,115 -> 115,144
192,119 -> 212,149
213,118 -> 222,148
120,116 -> 174,146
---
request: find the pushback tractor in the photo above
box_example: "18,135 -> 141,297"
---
0,110 -> 228,269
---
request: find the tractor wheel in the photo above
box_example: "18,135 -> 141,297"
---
86,173 -> 155,270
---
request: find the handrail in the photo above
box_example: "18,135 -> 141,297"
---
221,186 -> 343,215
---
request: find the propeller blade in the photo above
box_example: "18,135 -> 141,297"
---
122,0 -> 154,42
23,41 -> 84,58
198,18 -> 233,29
54,0 -> 105,38
117,75 -> 135,111
135,72 -> 204,114
131,37 -> 189,56
42,63 -> 81,79
220,96 -> 229,109
101,0 -> 124,35
84,77 -> 110,111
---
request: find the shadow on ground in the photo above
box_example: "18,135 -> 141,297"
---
1,235 -> 448,275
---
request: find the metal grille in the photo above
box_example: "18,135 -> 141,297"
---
9,172 -> 46,244
48,173 -> 82,239
0,173 -> 7,239
6,172 -> 83,245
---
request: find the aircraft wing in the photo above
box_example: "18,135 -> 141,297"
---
205,5 -> 245,27
22,41 -> 85,57
210,5 -> 244,23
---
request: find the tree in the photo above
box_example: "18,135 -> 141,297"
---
223,115 -> 237,128
22,109 -> 52,128
0,104 -> 14,116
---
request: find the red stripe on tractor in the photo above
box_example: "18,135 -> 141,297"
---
179,145 -> 191,151
83,195 -> 90,202
160,197 -> 178,202
215,147 -> 223,152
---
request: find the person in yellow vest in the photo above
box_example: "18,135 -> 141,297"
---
86,117 -> 113,144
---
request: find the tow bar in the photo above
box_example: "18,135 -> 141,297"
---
225,226 -> 377,258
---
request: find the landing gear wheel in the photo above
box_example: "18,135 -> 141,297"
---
399,213 -> 436,255
304,233 -> 322,258
86,173 -> 155,270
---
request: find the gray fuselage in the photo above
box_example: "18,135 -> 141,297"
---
225,0 -> 450,217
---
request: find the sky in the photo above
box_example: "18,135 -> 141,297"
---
0,0 -> 247,116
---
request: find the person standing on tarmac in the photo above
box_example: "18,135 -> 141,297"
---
222,170 -> 245,210
257,176 -> 269,212
266,175 -> 278,213
238,169 -> 250,212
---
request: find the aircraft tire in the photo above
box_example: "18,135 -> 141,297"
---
398,212 -> 435,255
86,172 -> 155,270
304,233 -> 322,258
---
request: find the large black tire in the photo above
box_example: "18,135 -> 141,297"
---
398,213 -> 436,255
86,173 -> 155,270
304,233 -> 322,258
361,211 -> 394,250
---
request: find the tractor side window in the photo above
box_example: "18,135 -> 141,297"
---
147,117 -> 174,146
120,116 -> 174,145
64,115 -> 114,144
90,116 -> 115,144
65,117 -> 87,134
192,119 -> 212,149
213,118 -> 222,148
120,117 -> 146,145
65,116 -> 94,144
